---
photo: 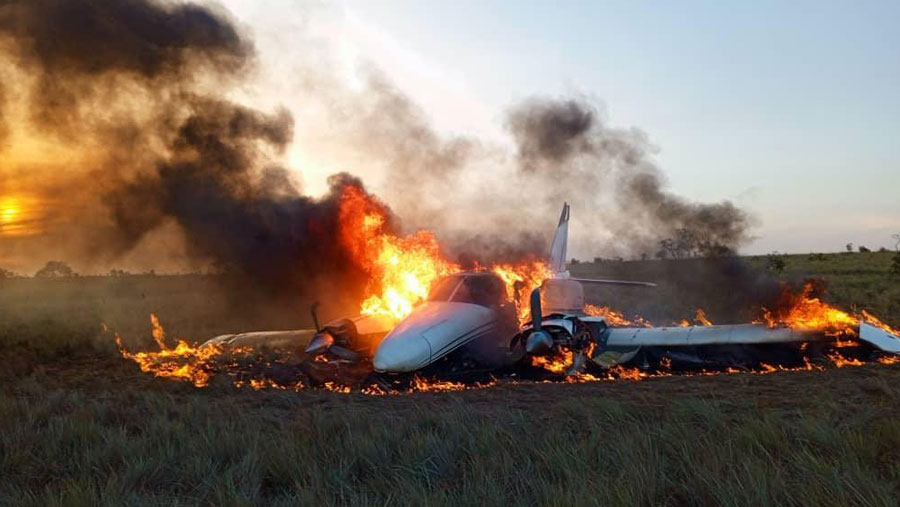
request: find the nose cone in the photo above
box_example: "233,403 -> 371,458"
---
373,334 -> 432,372
373,302 -> 495,373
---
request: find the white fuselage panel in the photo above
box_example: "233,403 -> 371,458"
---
373,302 -> 496,373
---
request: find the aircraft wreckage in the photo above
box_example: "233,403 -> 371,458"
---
197,203 -> 900,387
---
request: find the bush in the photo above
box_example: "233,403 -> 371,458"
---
766,253 -> 786,275
34,261 -> 75,278
858,245 -> 871,253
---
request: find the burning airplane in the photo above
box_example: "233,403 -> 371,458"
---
123,199 -> 900,392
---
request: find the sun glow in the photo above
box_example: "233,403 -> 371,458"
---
1,197 -> 20,224
0,196 -> 33,236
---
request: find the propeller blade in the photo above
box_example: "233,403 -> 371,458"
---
310,302 -> 322,332
329,345 -> 362,362
530,288 -> 542,331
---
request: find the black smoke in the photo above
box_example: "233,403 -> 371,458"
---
0,0 -> 387,304
506,97 -> 751,257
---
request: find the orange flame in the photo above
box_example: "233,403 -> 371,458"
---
115,315 -> 218,387
338,184 -> 554,323
338,185 -> 460,322
492,261 -> 552,321
695,309 -> 713,326
583,304 -> 652,327
530,349 -> 573,374
758,283 -> 859,336
754,283 -> 900,342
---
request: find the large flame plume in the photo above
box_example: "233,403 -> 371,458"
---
337,184 -> 551,323
338,185 -> 460,322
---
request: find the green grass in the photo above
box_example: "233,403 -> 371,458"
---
4,362 -> 900,505
1,253 -> 900,505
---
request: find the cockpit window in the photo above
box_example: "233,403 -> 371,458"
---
451,274 -> 507,308
426,275 -> 462,302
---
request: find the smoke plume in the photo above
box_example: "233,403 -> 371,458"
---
0,0 -> 753,297
0,0 -> 388,306
505,97 -> 750,257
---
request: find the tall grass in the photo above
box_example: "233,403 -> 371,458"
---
3,366 -> 900,506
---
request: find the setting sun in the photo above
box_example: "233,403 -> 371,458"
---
1,198 -> 20,223
0,195 -> 41,236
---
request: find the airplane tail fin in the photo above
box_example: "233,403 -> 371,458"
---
549,203 -> 569,276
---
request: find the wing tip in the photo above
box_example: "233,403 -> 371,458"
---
860,322 -> 900,354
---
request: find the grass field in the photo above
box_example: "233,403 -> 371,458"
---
2,252 -> 899,505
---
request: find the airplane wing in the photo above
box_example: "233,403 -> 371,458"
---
859,322 -> 900,353
605,324 -> 817,346
604,321 -> 900,350
202,329 -> 317,349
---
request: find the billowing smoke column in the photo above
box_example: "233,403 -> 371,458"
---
0,0 -> 388,299
0,0 -> 753,303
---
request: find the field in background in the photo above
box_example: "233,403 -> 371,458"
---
2,251 -> 900,505
571,250 -> 899,327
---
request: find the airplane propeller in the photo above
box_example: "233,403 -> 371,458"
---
524,288 -> 553,354
512,287 -> 597,375
305,302 -> 335,356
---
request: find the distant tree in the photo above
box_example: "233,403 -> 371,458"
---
879,247 -> 889,253
858,245 -> 871,253
766,252 -> 786,275
674,229 -> 698,258
593,257 -> 604,264
656,238 -> 675,259
640,252 -> 649,261
34,261 -> 75,278
570,258 -> 580,265
108,269 -> 131,277
846,243 -> 854,253
0,267 -> 13,279
654,229 -> 732,260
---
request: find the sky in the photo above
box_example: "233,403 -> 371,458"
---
217,0 -> 900,255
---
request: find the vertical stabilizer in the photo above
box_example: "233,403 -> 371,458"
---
549,203 -> 570,276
